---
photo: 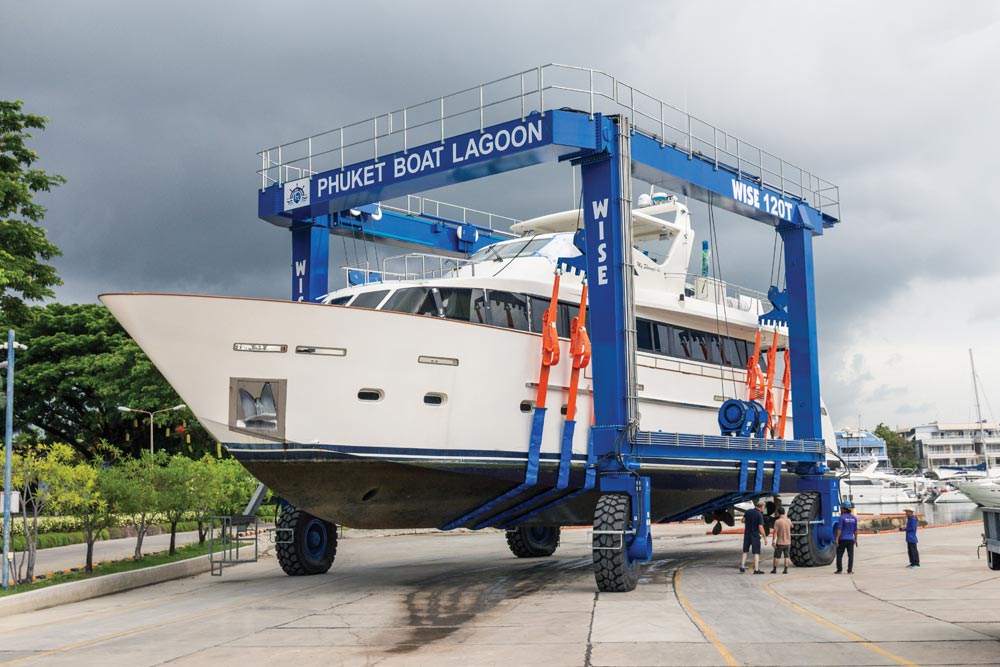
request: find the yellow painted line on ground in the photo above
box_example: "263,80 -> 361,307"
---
0,582 -> 320,666
0,588 -> 201,637
763,579 -> 918,667
673,563 -> 739,667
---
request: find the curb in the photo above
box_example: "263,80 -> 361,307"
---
0,553 -> 212,619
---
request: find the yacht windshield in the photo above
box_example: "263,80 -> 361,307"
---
469,237 -> 551,263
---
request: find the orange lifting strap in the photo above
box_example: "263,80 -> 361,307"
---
745,328 -> 765,401
763,329 -> 780,436
777,348 -> 791,439
535,272 -> 562,410
565,283 -> 591,422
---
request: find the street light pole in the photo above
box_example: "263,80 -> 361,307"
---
117,404 -> 186,455
2,330 -> 27,590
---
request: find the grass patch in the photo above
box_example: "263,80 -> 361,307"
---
0,539 -> 250,598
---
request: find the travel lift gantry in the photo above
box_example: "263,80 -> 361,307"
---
257,65 -> 844,592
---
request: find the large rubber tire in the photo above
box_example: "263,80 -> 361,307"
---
275,504 -> 338,576
506,526 -> 561,558
592,494 -> 639,592
789,491 -> 835,567
988,550 -> 1000,571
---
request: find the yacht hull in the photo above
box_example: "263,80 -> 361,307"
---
232,446 -> 795,527
956,481 -> 1000,508
101,293 -> 822,528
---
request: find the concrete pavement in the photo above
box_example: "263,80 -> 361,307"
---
0,521 -> 995,666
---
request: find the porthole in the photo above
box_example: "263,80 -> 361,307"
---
362,488 -> 378,502
424,393 -> 447,406
520,400 -> 535,413
358,389 -> 384,402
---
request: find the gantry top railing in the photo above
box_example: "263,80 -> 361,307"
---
258,64 -> 840,221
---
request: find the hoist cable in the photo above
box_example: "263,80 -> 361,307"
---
707,196 -> 740,398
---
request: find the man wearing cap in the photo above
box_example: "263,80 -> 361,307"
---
834,501 -> 858,574
902,507 -> 920,568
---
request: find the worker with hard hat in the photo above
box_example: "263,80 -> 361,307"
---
834,500 -> 859,574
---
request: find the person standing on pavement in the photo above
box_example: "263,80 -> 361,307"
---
902,507 -> 920,568
770,507 -> 793,574
740,499 -> 766,574
834,501 -> 858,574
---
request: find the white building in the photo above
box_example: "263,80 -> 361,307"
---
905,421 -> 1000,472
835,429 -> 891,470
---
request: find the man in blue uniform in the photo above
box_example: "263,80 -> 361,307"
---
902,507 -> 920,568
834,501 -> 858,574
740,499 -> 766,574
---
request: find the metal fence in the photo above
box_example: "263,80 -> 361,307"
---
209,515 -> 259,576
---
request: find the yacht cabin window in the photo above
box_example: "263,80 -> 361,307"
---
382,287 -> 438,317
528,296 -> 573,338
468,237 -> 552,263
488,291 -> 530,331
337,285 -> 777,372
350,290 -> 390,309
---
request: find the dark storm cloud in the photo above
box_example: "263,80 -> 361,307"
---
3,0 -> 999,427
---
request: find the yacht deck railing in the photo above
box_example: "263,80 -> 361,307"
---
634,431 -> 825,454
342,253 -> 473,284
381,195 -> 520,237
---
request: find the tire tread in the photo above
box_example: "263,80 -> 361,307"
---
505,526 -> 561,558
789,491 -> 834,567
592,494 -> 638,592
275,505 -> 337,576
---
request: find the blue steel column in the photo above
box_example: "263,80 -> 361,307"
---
779,211 -> 822,441
291,223 -> 330,302
580,116 -> 630,464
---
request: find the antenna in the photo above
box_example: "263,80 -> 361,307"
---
970,349 -> 990,472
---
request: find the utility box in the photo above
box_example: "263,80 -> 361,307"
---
983,507 -> 999,571
0,492 -> 20,515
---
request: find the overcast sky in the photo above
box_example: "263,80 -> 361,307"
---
3,1 -> 999,432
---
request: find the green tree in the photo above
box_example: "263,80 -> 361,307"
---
187,457 -> 257,544
187,456 -> 217,545
1,303 -> 212,458
0,100 -> 64,326
55,459 -> 119,573
874,423 -> 917,471
157,455 -> 194,555
1,442 -> 75,583
104,451 -> 166,558
215,458 -> 257,516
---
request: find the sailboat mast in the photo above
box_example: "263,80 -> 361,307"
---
970,349 -> 990,472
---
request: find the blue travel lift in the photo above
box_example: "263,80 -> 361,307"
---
258,66 -> 844,591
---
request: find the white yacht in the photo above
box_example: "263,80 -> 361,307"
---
840,462 -> 918,505
101,197 -> 838,530
933,486 -> 974,504
955,478 -> 1000,508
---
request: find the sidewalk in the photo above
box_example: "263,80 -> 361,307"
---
11,530 -> 203,579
